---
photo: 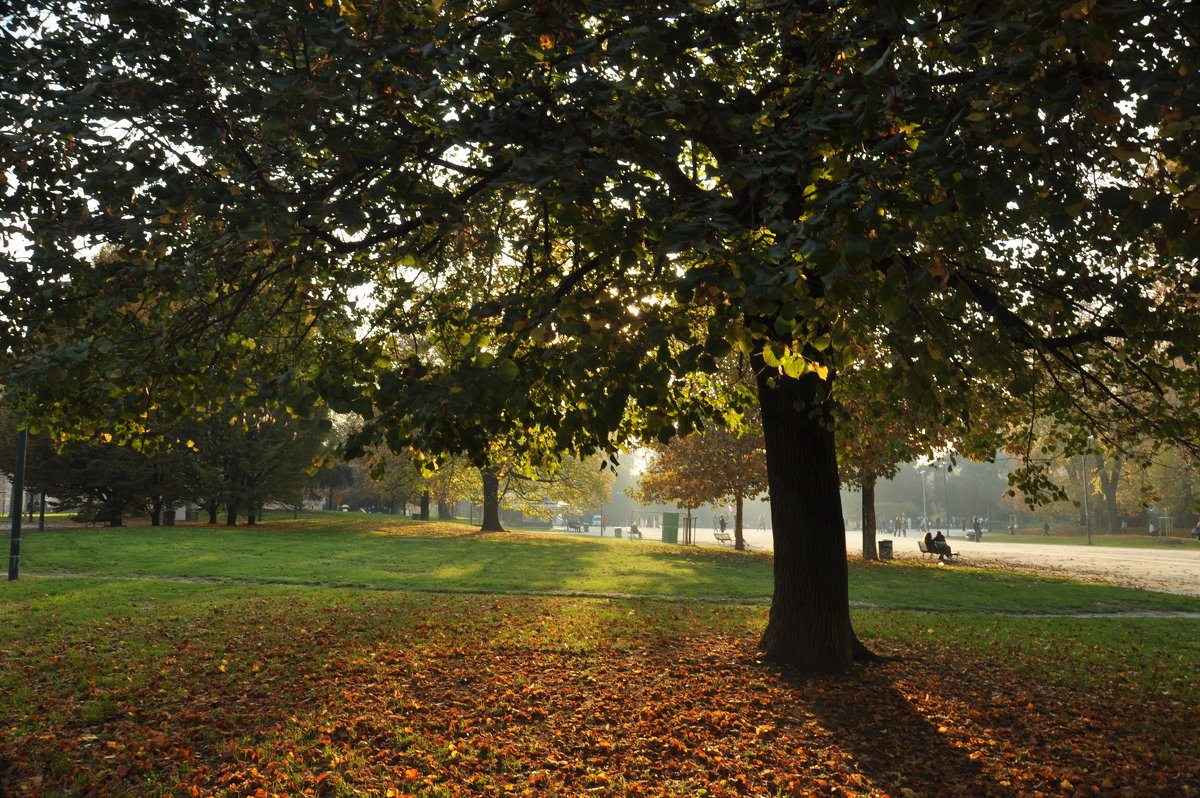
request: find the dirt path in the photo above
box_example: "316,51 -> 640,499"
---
917,537 -> 1200,596
550,523 -> 1200,596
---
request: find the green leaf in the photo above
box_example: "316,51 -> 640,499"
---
881,294 -> 907,322
496,358 -> 519,382
762,342 -> 786,368
781,353 -> 807,379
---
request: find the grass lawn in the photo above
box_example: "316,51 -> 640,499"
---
1,513 -> 1198,796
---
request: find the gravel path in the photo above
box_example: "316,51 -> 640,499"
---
832,529 -> 1198,596
900,534 -> 1200,596
600,523 -> 1200,597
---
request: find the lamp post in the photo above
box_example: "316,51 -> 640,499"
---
8,428 -> 27,581
941,460 -> 950,528
918,466 -> 929,531
1083,436 -> 1094,546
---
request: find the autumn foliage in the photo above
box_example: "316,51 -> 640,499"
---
632,426 -> 768,549
2,588 -> 1197,797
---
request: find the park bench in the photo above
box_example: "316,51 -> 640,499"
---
627,526 -> 643,540
714,529 -> 733,546
918,540 -> 958,560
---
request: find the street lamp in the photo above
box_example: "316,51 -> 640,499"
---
1083,436 -> 1094,546
940,460 -> 950,528
918,466 -> 929,531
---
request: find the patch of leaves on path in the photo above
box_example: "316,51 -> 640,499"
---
1,592 -> 1197,797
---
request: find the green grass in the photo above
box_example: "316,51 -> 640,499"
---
11,512 -> 1200,615
3,512 -> 1199,702
10,514 -> 773,598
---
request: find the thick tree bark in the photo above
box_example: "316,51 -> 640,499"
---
207,505 -> 219,524
754,356 -> 873,672
420,490 -> 431,521
861,476 -> 878,560
480,467 -> 504,532
437,500 -> 453,520
226,505 -> 237,526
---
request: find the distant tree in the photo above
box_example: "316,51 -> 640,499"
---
0,410 -> 196,526
224,410 -> 329,525
347,446 -> 428,514
499,454 -> 616,523
632,424 -> 768,551
836,347 -> 1009,557
424,455 -> 476,521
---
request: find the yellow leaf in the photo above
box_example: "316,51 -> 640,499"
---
812,363 -> 829,380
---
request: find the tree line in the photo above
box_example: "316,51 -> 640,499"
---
0,409 -> 329,526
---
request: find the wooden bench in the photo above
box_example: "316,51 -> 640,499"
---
919,540 -> 958,559
714,530 -> 733,546
628,525 -> 643,540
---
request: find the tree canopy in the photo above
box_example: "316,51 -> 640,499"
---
4,0 -> 1199,671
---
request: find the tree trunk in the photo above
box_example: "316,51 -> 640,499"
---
733,490 -> 745,551
861,476 -> 878,560
226,505 -> 237,526
438,500 -> 453,520
246,503 -> 257,526
480,467 -> 504,532
420,490 -> 431,521
207,505 -> 219,524
1099,455 -> 1122,535
754,355 -> 871,672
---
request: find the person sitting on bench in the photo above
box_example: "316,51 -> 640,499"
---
932,530 -> 954,561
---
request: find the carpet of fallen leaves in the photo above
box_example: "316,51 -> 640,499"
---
2,593 -> 1198,797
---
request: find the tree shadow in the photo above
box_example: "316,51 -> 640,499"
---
771,658 -> 1023,796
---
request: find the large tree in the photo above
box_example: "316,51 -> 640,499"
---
4,1 -> 1199,672
631,424 -> 768,551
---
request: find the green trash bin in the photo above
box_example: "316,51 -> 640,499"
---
661,512 -> 679,544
